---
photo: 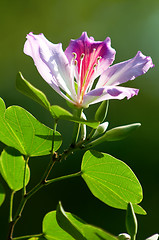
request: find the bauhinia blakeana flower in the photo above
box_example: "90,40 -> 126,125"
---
24,32 -> 154,108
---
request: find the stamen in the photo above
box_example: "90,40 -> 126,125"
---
97,56 -> 102,63
93,63 -> 97,70
80,53 -> 85,60
74,60 -> 77,66
72,52 -> 77,59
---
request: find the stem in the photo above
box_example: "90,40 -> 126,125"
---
9,170 -> 81,240
44,118 -> 58,181
132,234 -> 136,240
46,171 -> 82,186
9,191 -> 15,222
51,118 -> 58,155
71,108 -> 83,144
23,156 -> 29,196
8,120 -> 59,239
8,117 -> 87,239
12,233 -> 43,240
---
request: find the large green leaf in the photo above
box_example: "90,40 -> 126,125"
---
43,211 -> 74,240
0,147 -> 30,191
50,105 -> 99,129
0,182 -> 5,206
16,72 -> 51,111
56,202 -> 118,240
81,150 -> 145,215
82,225 -> 118,240
0,98 -> 61,156
0,98 -> 19,150
56,202 -> 86,240
43,203 -> 118,240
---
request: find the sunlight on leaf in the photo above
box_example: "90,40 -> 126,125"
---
0,98 -> 61,156
43,211 -> 74,240
16,72 -> 51,111
50,105 -> 99,129
0,182 -> 5,206
56,202 -> 118,240
0,147 -> 30,191
56,202 -> 86,240
81,150 -> 145,214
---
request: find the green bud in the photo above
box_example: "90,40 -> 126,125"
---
86,123 -> 141,148
101,123 -> 141,141
95,100 -> 109,123
126,202 -> 138,240
93,122 -> 109,138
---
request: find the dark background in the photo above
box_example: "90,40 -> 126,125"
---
0,0 -> 159,239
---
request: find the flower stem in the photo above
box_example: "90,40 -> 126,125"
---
71,108 -> 83,144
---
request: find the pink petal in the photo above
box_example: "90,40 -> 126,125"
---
96,51 -> 154,88
83,86 -> 139,106
24,32 -> 76,100
82,88 -> 105,107
65,32 -> 116,94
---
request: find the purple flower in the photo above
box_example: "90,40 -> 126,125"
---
24,32 -> 154,108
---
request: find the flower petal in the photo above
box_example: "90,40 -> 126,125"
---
83,86 -> 139,106
82,88 -> 105,107
65,32 -> 116,92
96,51 -> 154,88
24,32 -> 76,101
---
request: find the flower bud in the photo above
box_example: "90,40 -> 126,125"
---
126,202 -> 138,239
93,122 -> 109,138
95,100 -> 109,123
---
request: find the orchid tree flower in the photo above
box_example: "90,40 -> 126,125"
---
24,32 -> 154,108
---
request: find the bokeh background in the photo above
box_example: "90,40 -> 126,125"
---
0,0 -> 159,239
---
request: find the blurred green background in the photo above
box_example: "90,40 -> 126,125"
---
0,0 -> 159,239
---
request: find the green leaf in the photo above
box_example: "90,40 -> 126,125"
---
56,202 -> 86,240
43,211 -> 74,240
0,147 -> 30,191
81,150 -> 144,214
56,202 -> 118,240
126,203 -> 138,239
16,72 -> 51,111
131,204 -> 146,215
0,98 -> 61,156
87,123 -> 141,148
95,100 -> 109,123
82,225 -> 118,240
0,182 -> 5,206
50,105 -> 99,129
43,203 -> 118,240
0,98 -> 19,149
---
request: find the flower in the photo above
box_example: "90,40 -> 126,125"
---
24,32 -> 154,108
